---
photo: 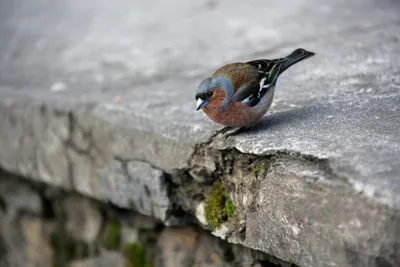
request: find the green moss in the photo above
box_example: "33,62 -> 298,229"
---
338,175 -> 349,183
252,162 -> 265,179
204,180 -> 236,228
176,187 -> 185,197
122,243 -> 152,267
225,199 -> 236,218
104,218 -> 121,250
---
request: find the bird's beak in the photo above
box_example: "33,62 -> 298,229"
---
196,98 -> 209,111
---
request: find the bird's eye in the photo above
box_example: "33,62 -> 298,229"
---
207,91 -> 213,97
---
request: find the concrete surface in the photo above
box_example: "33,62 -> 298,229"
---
0,0 -> 400,267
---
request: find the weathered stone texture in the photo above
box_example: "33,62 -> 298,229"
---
1,0 -> 400,267
0,175 -> 280,267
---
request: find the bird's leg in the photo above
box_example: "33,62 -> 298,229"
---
221,126 -> 249,138
220,126 -> 235,134
211,126 -> 250,140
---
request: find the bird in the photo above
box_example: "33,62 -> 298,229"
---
195,48 -> 315,128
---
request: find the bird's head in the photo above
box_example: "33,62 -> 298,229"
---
195,75 -> 233,111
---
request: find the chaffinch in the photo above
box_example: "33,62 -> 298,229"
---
195,48 -> 315,128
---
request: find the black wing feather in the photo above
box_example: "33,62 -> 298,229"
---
246,58 -> 286,74
233,59 -> 284,107
232,49 -> 315,107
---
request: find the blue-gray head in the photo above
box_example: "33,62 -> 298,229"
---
195,75 -> 234,110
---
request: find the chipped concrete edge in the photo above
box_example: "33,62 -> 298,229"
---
186,138 -> 400,267
0,95 -> 399,267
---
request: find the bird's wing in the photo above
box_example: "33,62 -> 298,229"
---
232,59 -> 284,106
230,80 -> 261,106
232,49 -> 315,106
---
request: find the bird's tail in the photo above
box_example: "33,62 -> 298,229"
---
279,48 -> 315,73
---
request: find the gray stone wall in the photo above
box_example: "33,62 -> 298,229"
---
0,171 -> 292,267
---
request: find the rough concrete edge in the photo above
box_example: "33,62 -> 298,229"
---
0,95 -> 192,225
184,135 -> 400,267
0,95 -> 399,267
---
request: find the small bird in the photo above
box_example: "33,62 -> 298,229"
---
195,48 -> 315,128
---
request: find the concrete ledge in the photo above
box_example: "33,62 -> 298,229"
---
1,0 -> 400,266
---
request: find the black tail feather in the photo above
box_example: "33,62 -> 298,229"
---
234,48 -> 315,106
246,48 -> 315,78
243,48 -> 315,100
279,48 -> 315,73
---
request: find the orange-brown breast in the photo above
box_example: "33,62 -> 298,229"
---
202,101 -> 264,127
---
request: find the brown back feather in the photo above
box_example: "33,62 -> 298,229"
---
212,63 -> 259,93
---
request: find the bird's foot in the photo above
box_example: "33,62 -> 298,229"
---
221,126 -> 250,138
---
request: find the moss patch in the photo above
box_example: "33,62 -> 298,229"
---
252,162 -> 265,179
204,180 -> 236,228
224,198 -> 236,218
103,218 -> 121,250
338,175 -> 349,184
122,243 -> 152,267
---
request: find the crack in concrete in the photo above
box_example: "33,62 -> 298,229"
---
167,126 -> 381,267
65,112 -> 76,190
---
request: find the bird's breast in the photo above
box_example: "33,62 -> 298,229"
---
202,101 -> 266,127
